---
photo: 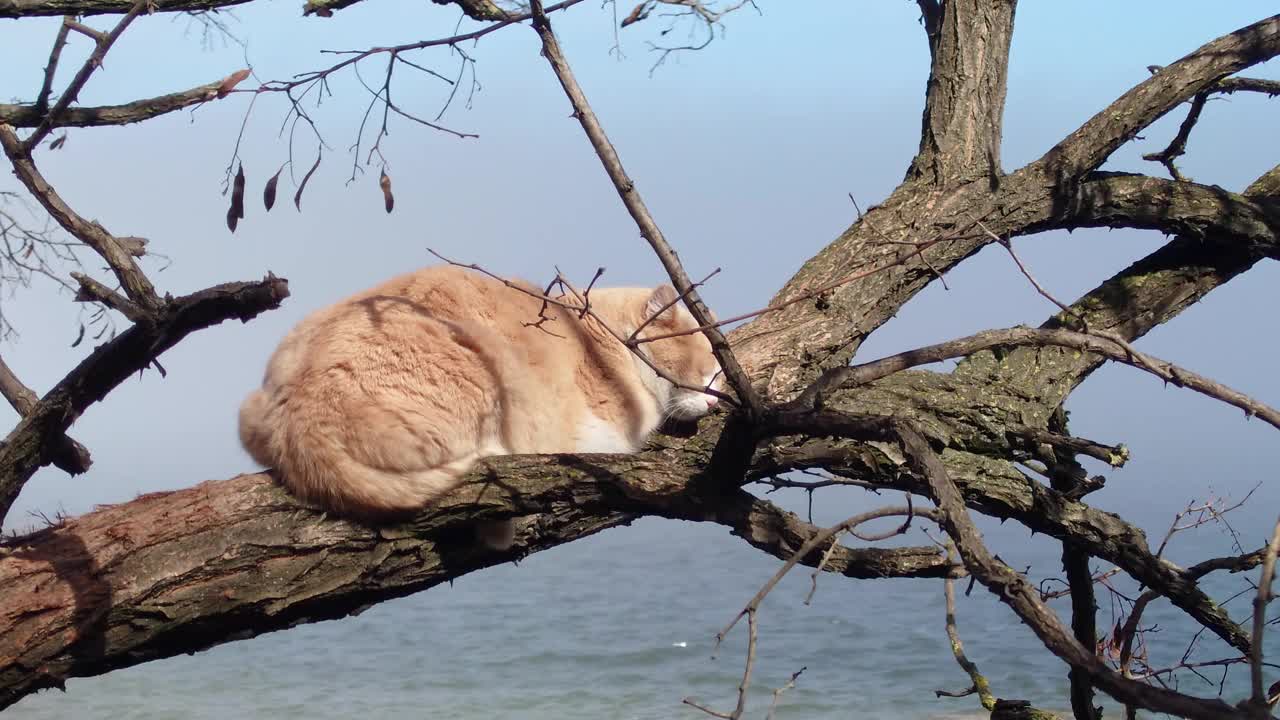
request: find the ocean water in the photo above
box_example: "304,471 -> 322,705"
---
7,497 -> 1276,720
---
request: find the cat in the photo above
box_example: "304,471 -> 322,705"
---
238,264 -> 723,549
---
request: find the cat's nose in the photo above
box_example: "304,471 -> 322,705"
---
705,395 -> 719,409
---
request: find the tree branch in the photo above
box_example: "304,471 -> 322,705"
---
795,326 -> 1280,431
1039,14 -> 1280,181
1,124 -> 160,310
33,20 -> 72,114
0,274 -> 290,524
0,79 -> 234,130
0,356 -> 90,476
527,0 -> 760,412
0,0 -> 249,17
905,0 -> 1017,185
902,421 -> 1248,720
23,0 -> 149,151
0,452 -> 955,710
753,421 -> 1254,655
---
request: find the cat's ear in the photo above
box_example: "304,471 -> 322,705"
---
644,284 -> 680,320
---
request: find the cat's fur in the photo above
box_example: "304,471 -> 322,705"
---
238,265 -> 722,546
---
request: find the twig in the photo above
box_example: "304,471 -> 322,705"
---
1249,517 -> 1280,715
527,0 -> 760,413
427,248 -> 736,404
766,667 -> 805,720
34,21 -> 72,114
716,505 -> 943,648
1009,426 -> 1129,468
941,542 -> 996,710
25,0 -> 150,151
625,266 -> 720,344
1142,92 -> 1209,182
684,607 -> 759,720
64,18 -> 108,44
71,272 -> 149,323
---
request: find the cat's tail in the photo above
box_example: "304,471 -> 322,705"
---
238,388 -> 277,470
240,387 -> 514,548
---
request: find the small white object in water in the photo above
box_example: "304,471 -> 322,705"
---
671,641 -> 688,648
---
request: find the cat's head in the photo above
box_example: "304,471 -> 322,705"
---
636,284 -> 724,421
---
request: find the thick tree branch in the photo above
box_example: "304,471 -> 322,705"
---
1037,173 -> 1280,258
0,275 -> 289,524
961,165 -> 1280,403
906,0 -> 1017,185
0,453 -> 954,710
1039,14 -> 1280,181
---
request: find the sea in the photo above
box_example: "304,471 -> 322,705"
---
6,487 -> 1277,720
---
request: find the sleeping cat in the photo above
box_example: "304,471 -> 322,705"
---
238,264 -> 723,548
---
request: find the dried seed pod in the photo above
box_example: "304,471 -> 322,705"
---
379,168 -> 394,214
264,166 -> 282,211
294,150 -> 321,211
227,163 -> 246,232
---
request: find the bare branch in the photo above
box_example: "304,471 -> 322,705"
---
0,355 -> 90,475
0,124 -> 160,310
0,0 -> 252,18
0,274 -> 289,523
426,249 -> 737,405
901,421 -> 1248,720
23,0 -> 149,150
33,20 -> 72,114
527,0 -> 760,412
1142,92 -> 1208,181
1250,518 -> 1280,715
0,78 -> 235,129
1040,14 -> 1280,181
70,271 -> 149,323
941,542 -> 996,711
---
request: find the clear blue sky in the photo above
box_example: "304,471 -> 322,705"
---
0,2 -> 1276,538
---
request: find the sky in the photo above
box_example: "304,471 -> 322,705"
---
0,1 -> 1277,546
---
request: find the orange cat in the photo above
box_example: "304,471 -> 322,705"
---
238,264 -> 722,548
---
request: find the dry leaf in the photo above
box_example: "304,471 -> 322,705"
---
216,69 -> 252,99
379,168 -> 394,214
49,134 -> 67,150
226,204 -> 239,233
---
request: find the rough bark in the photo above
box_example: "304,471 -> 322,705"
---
0,456 -> 954,709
